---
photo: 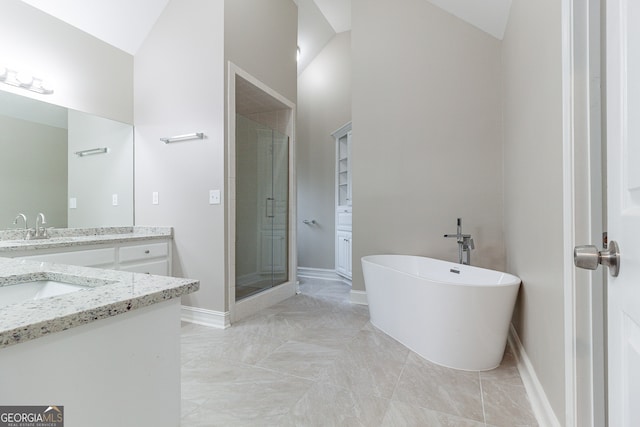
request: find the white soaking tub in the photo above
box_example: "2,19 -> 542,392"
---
362,254 -> 521,371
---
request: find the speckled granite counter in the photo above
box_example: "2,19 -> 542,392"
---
0,257 -> 199,348
0,226 -> 172,252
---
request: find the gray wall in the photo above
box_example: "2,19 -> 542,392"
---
134,0 -> 226,313
67,110 -> 134,228
0,0 -> 133,124
224,0 -> 298,104
351,0 -> 504,293
135,0 -> 296,313
297,32 -> 352,269
503,0 -> 566,422
0,115 -> 67,229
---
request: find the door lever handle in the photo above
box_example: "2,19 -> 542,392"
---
574,240 -> 620,277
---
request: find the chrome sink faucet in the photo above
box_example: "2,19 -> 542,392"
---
13,213 -> 33,240
34,212 -> 49,239
444,218 -> 475,265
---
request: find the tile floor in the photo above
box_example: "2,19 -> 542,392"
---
180,278 -> 538,426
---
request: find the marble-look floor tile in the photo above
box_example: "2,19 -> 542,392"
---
392,352 -> 485,422
291,381 -> 390,427
180,277 -> 538,427
381,400 -> 487,427
481,378 -> 538,427
288,323 -> 361,350
480,346 -> 523,386
231,307 -> 325,341
181,325 -> 286,366
319,328 -> 409,399
256,340 -> 343,380
182,362 -> 313,424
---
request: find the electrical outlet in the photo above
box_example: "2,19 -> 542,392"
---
152,192 -> 159,205
209,189 -> 221,205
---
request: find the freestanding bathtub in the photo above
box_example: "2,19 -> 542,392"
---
361,254 -> 521,371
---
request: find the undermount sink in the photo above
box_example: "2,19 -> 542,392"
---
0,280 -> 91,308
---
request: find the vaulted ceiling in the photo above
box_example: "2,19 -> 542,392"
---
18,0 -> 511,74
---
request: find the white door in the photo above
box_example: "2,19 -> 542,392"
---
606,0 -> 640,424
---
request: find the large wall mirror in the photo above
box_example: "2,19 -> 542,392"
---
0,90 -> 134,230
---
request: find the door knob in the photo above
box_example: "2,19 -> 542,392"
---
574,240 -> 620,277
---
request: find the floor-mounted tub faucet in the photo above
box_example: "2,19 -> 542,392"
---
444,218 -> 474,265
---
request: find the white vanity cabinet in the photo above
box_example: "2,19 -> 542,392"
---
9,239 -> 172,276
118,241 -> 170,275
16,247 -> 117,269
332,122 -> 352,280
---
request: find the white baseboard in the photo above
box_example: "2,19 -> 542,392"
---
508,324 -> 561,427
181,305 -> 230,329
350,290 -> 368,305
233,281 -> 296,322
297,267 -> 342,281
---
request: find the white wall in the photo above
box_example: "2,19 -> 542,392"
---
297,32 -> 352,270
134,0 -> 226,313
135,0 -> 296,315
224,0 -> 298,104
0,0 -> 133,124
0,115 -> 67,229
351,0 -> 504,292
67,110 -> 134,227
502,0 -> 566,422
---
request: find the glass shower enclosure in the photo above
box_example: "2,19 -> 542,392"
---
235,114 -> 289,301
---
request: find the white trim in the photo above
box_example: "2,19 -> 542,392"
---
181,305 -> 230,329
227,61 -> 297,321
350,290 -> 368,305
234,281 -> 296,322
509,325 -> 562,427
297,267 -> 345,281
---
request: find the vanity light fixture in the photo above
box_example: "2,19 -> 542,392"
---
160,132 -> 205,144
0,65 -> 54,94
75,147 -> 108,157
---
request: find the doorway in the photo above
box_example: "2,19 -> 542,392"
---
235,114 -> 289,300
227,63 -> 297,321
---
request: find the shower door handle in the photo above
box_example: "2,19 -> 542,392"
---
265,198 -> 275,218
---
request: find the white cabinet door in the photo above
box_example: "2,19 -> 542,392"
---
336,231 -> 352,279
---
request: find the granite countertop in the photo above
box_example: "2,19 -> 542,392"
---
0,226 -> 173,252
0,257 -> 199,349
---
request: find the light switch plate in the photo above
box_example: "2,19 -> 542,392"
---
209,189 -> 221,205
112,194 -> 118,206
152,192 -> 159,205
69,197 -> 77,209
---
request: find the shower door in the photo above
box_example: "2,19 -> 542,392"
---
235,115 -> 289,301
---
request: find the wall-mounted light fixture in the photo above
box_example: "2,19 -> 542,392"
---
0,66 -> 54,94
160,132 -> 205,144
75,147 -> 108,157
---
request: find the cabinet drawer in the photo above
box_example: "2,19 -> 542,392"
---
119,242 -> 168,263
337,211 -> 352,229
119,259 -> 169,276
17,247 -> 116,267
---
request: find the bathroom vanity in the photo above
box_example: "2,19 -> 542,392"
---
0,226 -> 172,274
0,227 -> 197,427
